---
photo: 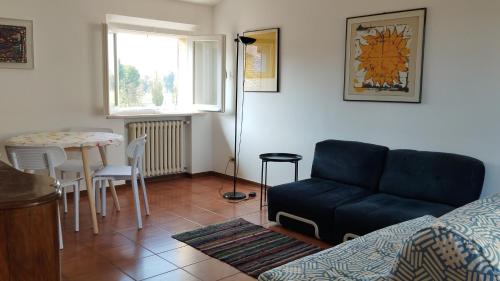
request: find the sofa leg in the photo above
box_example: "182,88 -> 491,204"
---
276,211 -> 321,239
343,233 -> 359,242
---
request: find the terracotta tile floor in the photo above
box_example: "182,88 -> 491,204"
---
61,175 -> 331,281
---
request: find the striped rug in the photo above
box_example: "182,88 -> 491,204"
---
172,218 -> 322,278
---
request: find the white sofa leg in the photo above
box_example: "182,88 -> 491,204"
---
276,211 -> 321,239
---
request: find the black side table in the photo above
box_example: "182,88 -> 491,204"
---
259,153 -> 303,209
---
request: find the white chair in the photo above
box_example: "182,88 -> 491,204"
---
58,127 -> 114,231
5,146 -> 82,250
92,135 -> 150,229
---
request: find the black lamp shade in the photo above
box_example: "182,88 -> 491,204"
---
238,36 -> 256,45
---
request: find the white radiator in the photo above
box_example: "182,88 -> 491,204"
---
128,121 -> 185,177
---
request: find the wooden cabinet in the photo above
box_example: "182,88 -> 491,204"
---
0,161 -> 61,281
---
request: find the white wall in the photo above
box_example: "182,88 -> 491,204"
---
213,0 -> 500,196
0,0 -> 214,172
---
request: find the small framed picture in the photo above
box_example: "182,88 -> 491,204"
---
243,28 -> 280,92
344,9 -> 426,103
0,17 -> 34,69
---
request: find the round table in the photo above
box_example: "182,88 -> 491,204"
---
6,131 -> 124,234
259,153 -> 303,209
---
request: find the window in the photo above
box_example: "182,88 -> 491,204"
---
104,22 -> 225,116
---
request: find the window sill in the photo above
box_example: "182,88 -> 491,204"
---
106,111 -> 206,119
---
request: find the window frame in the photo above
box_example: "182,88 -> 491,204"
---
103,23 -> 226,118
189,35 -> 226,113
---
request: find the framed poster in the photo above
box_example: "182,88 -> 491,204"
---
344,8 -> 426,103
243,28 -> 279,92
0,18 -> 34,69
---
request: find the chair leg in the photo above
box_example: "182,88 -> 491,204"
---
95,180 -> 101,214
139,173 -> 150,216
61,172 -> 68,213
101,180 -> 107,217
74,183 -> 80,232
62,188 -> 68,213
131,177 -> 143,229
92,178 -> 98,217
109,184 -> 120,212
57,204 -> 63,250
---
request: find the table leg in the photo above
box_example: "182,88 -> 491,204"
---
98,146 -> 121,211
81,147 -> 99,234
260,160 -> 264,210
295,161 -> 299,181
264,161 -> 268,203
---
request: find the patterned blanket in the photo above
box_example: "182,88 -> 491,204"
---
258,215 -> 436,281
259,194 -> 500,281
389,193 -> 500,281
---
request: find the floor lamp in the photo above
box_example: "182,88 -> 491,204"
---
223,34 -> 256,201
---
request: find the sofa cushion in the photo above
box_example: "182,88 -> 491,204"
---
267,178 -> 372,241
311,140 -> 388,191
333,193 -> 454,243
379,149 -> 485,206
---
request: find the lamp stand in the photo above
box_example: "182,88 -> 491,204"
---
223,34 -> 252,201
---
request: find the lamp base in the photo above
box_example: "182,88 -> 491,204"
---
223,191 -> 247,201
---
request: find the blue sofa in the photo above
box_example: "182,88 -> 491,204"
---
267,139 -> 485,244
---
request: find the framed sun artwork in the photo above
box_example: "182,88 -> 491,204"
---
0,18 -> 34,69
344,8 -> 426,103
243,28 -> 279,92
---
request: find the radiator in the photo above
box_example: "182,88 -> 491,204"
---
128,121 -> 185,177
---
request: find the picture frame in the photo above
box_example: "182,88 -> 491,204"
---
0,17 -> 34,69
343,8 -> 426,103
243,28 -> 280,92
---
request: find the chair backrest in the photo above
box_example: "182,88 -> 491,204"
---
5,146 -> 67,179
126,135 -> 147,174
67,127 -> 113,133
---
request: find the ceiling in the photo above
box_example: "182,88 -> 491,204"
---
176,0 -> 222,6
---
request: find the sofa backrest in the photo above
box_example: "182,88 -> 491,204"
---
379,149 -> 485,206
311,140 -> 388,191
389,193 -> 500,280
